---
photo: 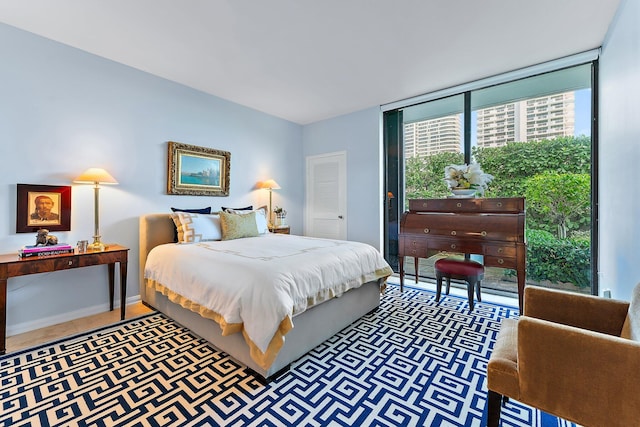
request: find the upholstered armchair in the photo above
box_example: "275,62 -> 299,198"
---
486,284 -> 640,427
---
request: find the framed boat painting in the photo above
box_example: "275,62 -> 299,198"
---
167,141 -> 230,196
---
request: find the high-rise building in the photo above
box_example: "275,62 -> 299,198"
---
476,92 -> 575,147
404,115 -> 461,158
404,91 -> 576,158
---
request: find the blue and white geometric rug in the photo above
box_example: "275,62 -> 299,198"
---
0,285 -> 576,426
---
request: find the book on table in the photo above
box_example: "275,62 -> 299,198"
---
19,244 -> 74,258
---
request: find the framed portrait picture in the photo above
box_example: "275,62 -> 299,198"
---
16,184 -> 72,233
167,141 -> 230,196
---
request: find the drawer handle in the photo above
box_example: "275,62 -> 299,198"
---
481,231 -> 487,237
412,241 -> 418,246
450,244 -> 457,249
451,231 -> 457,236
68,260 -> 73,266
422,202 -> 428,207
412,250 -> 417,254
423,228 -> 430,234
456,202 -> 462,208
498,258 -> 504,264
497,202 -> 503,207
497,248 -> 503,253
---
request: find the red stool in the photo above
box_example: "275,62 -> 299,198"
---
434,258 -> 485,311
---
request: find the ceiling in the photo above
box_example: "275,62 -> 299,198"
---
0,0 -> 621,125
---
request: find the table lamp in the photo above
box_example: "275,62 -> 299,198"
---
74,168 -> 118,251
257,179 -> 281,227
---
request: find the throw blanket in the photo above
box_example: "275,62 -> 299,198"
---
144,234 -> 393,369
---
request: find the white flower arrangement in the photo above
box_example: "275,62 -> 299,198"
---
273,206 -> 287,217
444,163 -> 494,195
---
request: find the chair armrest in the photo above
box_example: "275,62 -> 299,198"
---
518,316 -> 640,426
523,286 -> 629,335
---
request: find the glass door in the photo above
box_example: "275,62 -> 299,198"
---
384,63 -> 597,296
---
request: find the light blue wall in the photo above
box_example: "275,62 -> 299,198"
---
302,107 -> 382,249
0,23 -> 303,334
599,0 -> 640,300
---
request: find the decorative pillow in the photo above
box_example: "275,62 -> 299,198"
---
170,207 -> 212,242
621,282 -> 640,340
224,206 -> 268,234
221,205 -> 252,212
220,211 -> 259,240
170,212 -> 222,243
171,207 -> 212,214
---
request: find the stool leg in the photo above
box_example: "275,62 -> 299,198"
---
467,279 -> 475,311
414,257 -> 419,284
436,273 -> 443,302
445,277 -> 451,295
476,280 -> 482,302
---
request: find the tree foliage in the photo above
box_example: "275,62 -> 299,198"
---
473,136 -> 591,198
404,151 -> 463,205
526,229 -> 591,288
403,136 -> 593,286
525,172 -> 591,238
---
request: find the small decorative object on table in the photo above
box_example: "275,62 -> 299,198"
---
35,228 -> 58,246
444,163 -> 493,197
19,229 -> 73,258
273,206 -> 287,227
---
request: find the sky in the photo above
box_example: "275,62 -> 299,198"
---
574,88 -> 591,137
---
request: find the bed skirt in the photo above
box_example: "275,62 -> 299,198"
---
142,279 -> 382,382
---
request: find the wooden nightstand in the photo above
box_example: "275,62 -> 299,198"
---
269,226 -> 290,234
0,244 -> 129,354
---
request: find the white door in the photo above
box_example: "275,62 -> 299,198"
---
305,151 -> 347,239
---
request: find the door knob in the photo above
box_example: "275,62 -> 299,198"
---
338,215 -> 343,219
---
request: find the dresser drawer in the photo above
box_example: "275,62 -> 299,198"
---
403,238 -> 427,257
409,198 -> 524,213
484,255 -> 517,269
480,198 -> 524,213
404,213 -> 521,241
484,245 -> 516,257
409,198 -> 481,212
427,237 -> 485,255
53,256 -> 79,270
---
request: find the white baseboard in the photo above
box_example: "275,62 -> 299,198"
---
7,295 -> 142,336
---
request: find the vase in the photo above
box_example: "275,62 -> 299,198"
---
450,188 -> 476,197
275,215 -> 287,227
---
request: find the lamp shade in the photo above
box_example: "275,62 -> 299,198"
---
74,168 -> 118,185
258,179 -> 281,190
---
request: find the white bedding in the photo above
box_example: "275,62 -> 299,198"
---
144,233 -> 392,369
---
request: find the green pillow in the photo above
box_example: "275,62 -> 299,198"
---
220,211 -> 259,240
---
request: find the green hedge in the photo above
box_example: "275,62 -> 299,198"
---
524,229 -> 591,288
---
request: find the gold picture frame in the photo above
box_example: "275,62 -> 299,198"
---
167,141 -> 230,196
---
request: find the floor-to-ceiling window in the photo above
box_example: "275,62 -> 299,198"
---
384,60 -> 598,296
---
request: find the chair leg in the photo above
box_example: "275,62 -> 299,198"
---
476,280 -> 482,302
487,390 -> 503,427
445,277 -> 451,295
467,280 -> 475,311
436,273 -> 443,302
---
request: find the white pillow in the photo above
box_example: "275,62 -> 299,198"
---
170,212 -> 222,243
223,207 -> 269,234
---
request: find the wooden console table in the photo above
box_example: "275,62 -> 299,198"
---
0,244 -> 128,354
399,198 -> 526,310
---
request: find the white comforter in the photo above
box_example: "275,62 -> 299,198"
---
144,233 -> 392,357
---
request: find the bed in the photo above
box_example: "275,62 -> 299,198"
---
139,213 -> 392,382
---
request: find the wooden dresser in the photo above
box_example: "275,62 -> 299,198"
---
399,197 -> 526,310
